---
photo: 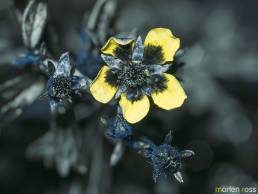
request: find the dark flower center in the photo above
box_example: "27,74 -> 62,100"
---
164,155 -> 181,173
117,62 -> 149,88
154,146 -> 182,174
49,76 -> 72,99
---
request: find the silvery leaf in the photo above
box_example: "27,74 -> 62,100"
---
110,141 -> 125,166
50,99 -> 58,113
56,52 -> 74,77
101,54 -> 122,69
115,85 -> 126,99
132,36 -> 144,62
71,76 -> 91,91
148,64 -> 170,75
39,42 -> 46,57
174,171 -> 184,183
163,131 -> 173,144
40,58 -> 57,76
100,117 -> 107,126
22,0 -> 47,49
181,150 -> 195,158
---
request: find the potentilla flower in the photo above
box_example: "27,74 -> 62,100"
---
90,28 -> 187,123
47,52 -> 90,111
132,131 -> 195,183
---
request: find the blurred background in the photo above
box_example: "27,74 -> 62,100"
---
0,0 -> 258,194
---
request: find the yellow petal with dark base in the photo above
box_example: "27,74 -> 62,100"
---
101,37 -> 134,57
90,66 -> 118,103
144,28 -> 180,64
119,94 -> 150,124
152,73 -> 186,110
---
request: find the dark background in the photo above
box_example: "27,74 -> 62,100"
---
0,0 -> 258,194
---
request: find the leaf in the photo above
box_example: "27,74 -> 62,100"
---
132,36 -> 144,62
148,64 -> 170,75
174,171 -> 184,183
110,141 -> 125,166
181,150 -> 195,158
163,130 -> 173,144
22,0 -> 47,49
56,52 -> 75,77
101,54 -> 122,69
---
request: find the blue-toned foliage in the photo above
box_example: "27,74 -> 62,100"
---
106,113 -> 133,140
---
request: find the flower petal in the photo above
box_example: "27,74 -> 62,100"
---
119,94 -> 150,123
152,73 -> 186,110
101,37 -> 134,58
144,28 -> 180,64
90,66 -> 118,103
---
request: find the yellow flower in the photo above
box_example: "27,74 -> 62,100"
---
90,28 -> 187,124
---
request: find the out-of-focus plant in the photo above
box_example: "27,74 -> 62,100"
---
0,0 -> 48,128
